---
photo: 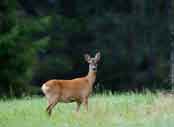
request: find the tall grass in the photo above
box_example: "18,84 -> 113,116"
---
0,92 -> 174,127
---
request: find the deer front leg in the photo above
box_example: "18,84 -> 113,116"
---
76,101 -> 82,112
82,97 -> 88,111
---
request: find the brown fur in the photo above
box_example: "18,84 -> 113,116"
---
41,52 -> 100,116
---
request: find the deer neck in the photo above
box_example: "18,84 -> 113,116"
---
86,69 -> 96,87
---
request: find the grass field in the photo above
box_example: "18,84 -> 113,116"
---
0,92 -> 174,127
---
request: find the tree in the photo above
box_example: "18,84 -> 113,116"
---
0,0 -> 48,97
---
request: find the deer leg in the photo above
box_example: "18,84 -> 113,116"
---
46,103 -> 52,112
46,96 -> 59,116
82,97 -> 88,111
45,96 -> 52,113
76,101 -> 82,112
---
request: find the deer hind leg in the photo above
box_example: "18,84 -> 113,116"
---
46,94 -> 59,116
46,99 -> 54,115
47,99 -> 59,116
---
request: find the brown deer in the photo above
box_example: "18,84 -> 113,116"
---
41,52 -> 101,115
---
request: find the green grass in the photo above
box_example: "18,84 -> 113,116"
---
0,92 -> 174,127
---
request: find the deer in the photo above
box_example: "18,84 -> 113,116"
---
41,52 -> 101,116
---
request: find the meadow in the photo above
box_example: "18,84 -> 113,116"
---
0,92 -> 174,127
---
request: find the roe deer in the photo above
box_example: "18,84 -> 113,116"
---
41,52 -> 101,115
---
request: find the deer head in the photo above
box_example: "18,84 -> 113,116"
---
84,52 -> 101,72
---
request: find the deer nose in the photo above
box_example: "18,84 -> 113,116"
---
92,67 -> 97,71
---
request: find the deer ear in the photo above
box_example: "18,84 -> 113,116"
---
95,52 -> 101,62
84,54 -> 91,62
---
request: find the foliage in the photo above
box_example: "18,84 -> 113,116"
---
0,0 -> 49,96
0,0 -> 173,96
